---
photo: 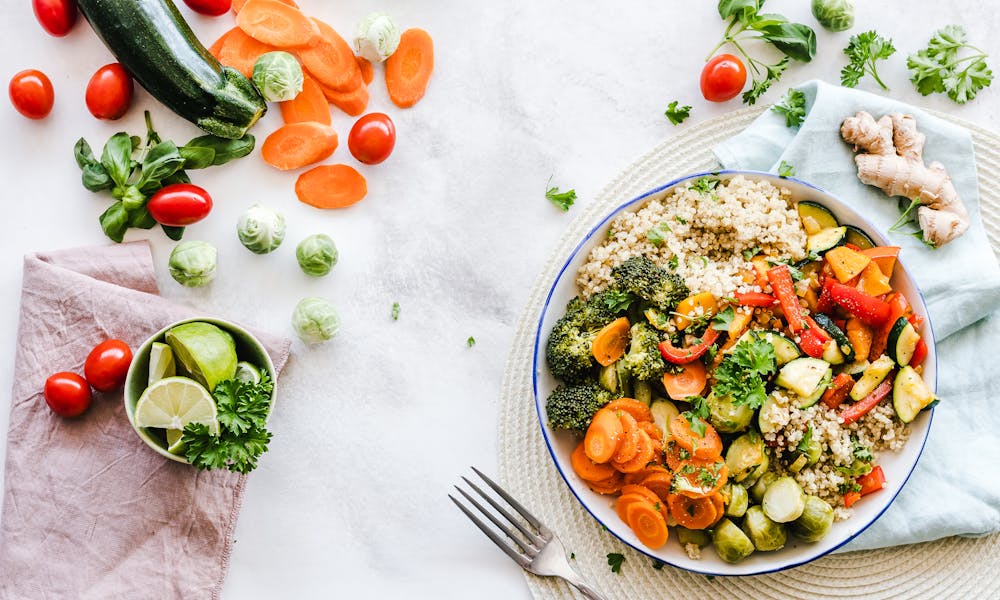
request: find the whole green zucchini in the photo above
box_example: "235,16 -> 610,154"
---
77,0 -> 266,139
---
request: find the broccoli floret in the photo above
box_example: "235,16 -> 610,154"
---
580,289 -> 624,326
621,322 -> 667,381
545,300 -> 598,383
611,256 -> 689,312
545,381 -> 616,431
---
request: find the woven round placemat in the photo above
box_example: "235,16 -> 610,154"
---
497,106 -> 1000,599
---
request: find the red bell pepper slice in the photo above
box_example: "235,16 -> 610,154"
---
798,327 -> 828,358
821,373 -> 855,410
857,465 -> 887,496
766,264 -> 805,332
735,291 -> 777,307
815,277 -> 836,314
843,490 -> 862,508
828,281 -> 892,327
909,338 -> 928,366
657,327 -> 720,365
871,293 -> 910,358
839,376 -> 894,425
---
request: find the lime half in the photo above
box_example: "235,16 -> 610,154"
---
134,376 -> 218,434
148,342 -> 176,386
164,322 -> 238,392
234,361 -> 262,384
166,428 -> 186,455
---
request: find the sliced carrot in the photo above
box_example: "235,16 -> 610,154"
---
587,472 -> 624,495
295,164 -> 367,209
280,74 -> 331,125
385,28 -> 434,108
612,412 -> 640,464
662,361 -> 707,401
667,493 -> 718,530
619,484 -> 660,505
672,458 -> 728,499
322,81 -> 370,117
638,420 -> 662,443
232,0 -> 297,13
357,56 -> 374,84
208,27 -> 239,60
845,317 -> 873,363
261,122 -> 338,170
571,441 -> 617,483
235,0 -> 319,48
299,19 -> 362,92
603,397 -> 653,423
640,471 -> 674,501
615,492 -> 654,522
626,500 -> 670,549
623,465 -> 669,487
590,317 -> 630,367
583,408 -> 623,464
708,492 -> 725,526
664,440 -> 690,472
218,28 -> 277,78
612,429 -> 655,473
668,415 -> 722,460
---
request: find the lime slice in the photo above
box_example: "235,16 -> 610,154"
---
134,376 -> 218,435
234,361 -> 262,384
164,322 -> 238,392
166,428 -> 186,455
148,342 -> 177,386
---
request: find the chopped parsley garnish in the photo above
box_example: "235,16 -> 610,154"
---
664,101 -> 692,125
796,425 -> 814,454
391,302 -> 400,321
667,256 -> 679,271
675,215 -> 688,225
711,334 -> 776,409
852,437 -> 874,463
467,336 -> 476,348
545,177 -> 577,211
742,246 -> 761,261
777,160 -> 796,178
682,395 -> 711,437
772,87 -> 806,127
710,306 -> 736,332
646,221 -> 673,246
603,289 -> 637,313
607,552 -> 625,573
690,176 -> 720,195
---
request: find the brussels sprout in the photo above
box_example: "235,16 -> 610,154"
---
790,495 -> 835,542
762,476 -> 806,523
237,204 -> 286,254
633,380 -> 652,405
725,431 -> 766,482
598,363 -> 619,393
723,483 -> 749,518
750,471 -> 779,505
742,449 -> 771,488
711,518 -> 755,563
296,234 -> 338,277
291,297 -> 341,344
811,0 -> 855,32
353,12 -> 400,63
707,392 -> 754,433
676,526 -> 710,548
252,51 -> 303,102
168,240 -> 217,287
741,506 -> 788,551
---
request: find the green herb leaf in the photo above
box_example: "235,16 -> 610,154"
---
607,552 -> 626,573
907,25 -> 993,104
161,225 -> 185,241
771,88 -> 806,127
759,22 -> 817,63
121,185 -> 146,211
81,163 -> 113,192
101,132 -> 135,189
183,134 -> 256,167
545,177 -> 577,211
852,436 -> 874,463
127,206 -> 157,229
664,100 -> 692,125
99,202 -> 130,243
690,176 -> 720,194
718,0 -> 761,22
742,58 -> 789,105
391,302 -> 401,321
742,246 -> 761,261
841,31 -> 896,90
796,425 -> 814,454
711,306 -> 736,331
73,138 -> 98,169
711,333 -> 776,409
667,256 -> 679,271
178,145 -> 216,170
777,160 -> 795,177
602,289 -> 637,313
467,336 -> 476,347
646,221 -> 673,246
139,140 -> 185,189
182,374 -> 274,474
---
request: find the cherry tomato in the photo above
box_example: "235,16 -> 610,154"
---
348,113 -> 396,165
700,53 -> 748,102
182,0 -> 232,16
85,63 -> 134,120
32,0 -> 77,37
146,184 -> 213,227
84,339 -> 133,392
9,69 -> 54,120
44,372 -> 92,417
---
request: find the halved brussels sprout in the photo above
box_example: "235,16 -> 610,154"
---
633,380 -> 653,405
741,505 -> 788,551
762,476 -> 806,523
750,471 -> 779,505
712,518 -> 755,563
723,483 -> 749,518
790,495 -> 835,542
676,526 -> 710,548
707,392 -> 754,434
725,431 -> 766,482
252,51 -> 304,102
168,240 -> 217,287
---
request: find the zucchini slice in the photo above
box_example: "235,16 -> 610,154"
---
796,369 -> 832,408
893,365 -> 936,423
806,226 -> 847,254
887,316 -> 921,366
797,201 -> 840,231
812,314 -> 856,362
776,357 -> 831,398
734,330 -> 800,366
844,224 -> 876,250
849,354 -> 895,401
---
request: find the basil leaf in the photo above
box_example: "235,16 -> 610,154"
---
183,134 -> 255,166
100,133 -> 135,189
122,185 -> 146,211
163,170 -> 192,186
761,22 -> 817,62
74,138 -> 98,169
139,140 -> 185,187
718,0 -> 760,21
82,163 -> 113,192
128,206 -> 157,229
178,145 -> 215,170
750,12 -> 789,29
99,202 -> 130,243
161,224 -> 185,241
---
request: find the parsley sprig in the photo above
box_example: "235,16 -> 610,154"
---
682,395 -> 711,437
607,552 -> 626,573
841,31 -> 896,90
664,101 -> 692,125
545,177 -> 577,211
771,88 -> 806,128
777,160 -> 795,178
907,25 -> 993,104
710,333 -> 776,409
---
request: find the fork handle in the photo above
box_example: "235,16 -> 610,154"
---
564,578 -> 606,600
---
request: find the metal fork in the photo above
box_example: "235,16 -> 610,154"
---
449,467 -> 606,600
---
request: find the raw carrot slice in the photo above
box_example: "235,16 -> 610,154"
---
299,19 -> 362,91
591,317 -> 630,367
357,56 -> 374,84
640,471 -> 674,501
385,28 -> 434,108
218,27 -> 277,78
208,27 -> 239,59
603,397 -> 653,423
280,74 -> 331,125
626,501 -> 670,549
668,414 -> 723,460
322,81 -> 370,117
235,0 -> 319,48
587,472 -> 623,495
667,493 -> 718,530
661,361 -> 707,401
612,412 -> 640,464
571,441 -> 617,483
584,408 -> 623,464
295,164 -> 367,209
612,429 -> 655,473
261,122 -> 338,170
232,0 -> 297,13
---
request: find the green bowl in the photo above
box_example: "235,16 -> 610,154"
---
123,317 -> 277,464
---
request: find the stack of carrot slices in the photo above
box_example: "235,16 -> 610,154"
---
207,0 -> 434,209
570,403 -> 729,550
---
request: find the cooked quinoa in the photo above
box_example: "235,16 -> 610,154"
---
577,175 -> 807,299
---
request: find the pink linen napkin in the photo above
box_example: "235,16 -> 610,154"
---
0,241 -> 290,600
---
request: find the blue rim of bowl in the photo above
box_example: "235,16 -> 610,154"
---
530,169 -> 937,576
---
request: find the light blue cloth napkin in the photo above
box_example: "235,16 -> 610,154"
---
714,80 -> 1000,551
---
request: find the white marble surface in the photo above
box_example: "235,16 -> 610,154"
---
1,1 -> 998,598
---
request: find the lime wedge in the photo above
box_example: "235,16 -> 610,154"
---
148,342 -> 176,386
166,428 -> 186,455
164,322 -> 238,392
134,376 -> 218,435
234,361 -> 262,384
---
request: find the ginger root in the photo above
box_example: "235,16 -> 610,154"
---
840,111 -> 969,247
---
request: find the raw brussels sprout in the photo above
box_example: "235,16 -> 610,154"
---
237,204 -> 286,254
252,51 -> 303,102
725,431 -> 766,482
676,526 -> 710,548
707,392 -> 754,433
741,505 -> 788,551
353,12 -> 400,63
723,483 -> 749,518
168,240 -> 217,287
811,0 -> 854,32
296,234 -> 338,277
790,495 -> 835,542
711,518 -> 755,563
291,297 -> 341,344
762,476 -> 806,523
750,471 -> 779,505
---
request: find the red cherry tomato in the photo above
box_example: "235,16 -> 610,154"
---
9,69 -> 54,120
348,113 -> 396,165
32,0 -> 77,37
44,372 -> 92,417
182,0 -> 232,16
84,339 -> 133,392
146,184 -> 213,227
85,63 -> 134,120
700,53 -> 748,102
